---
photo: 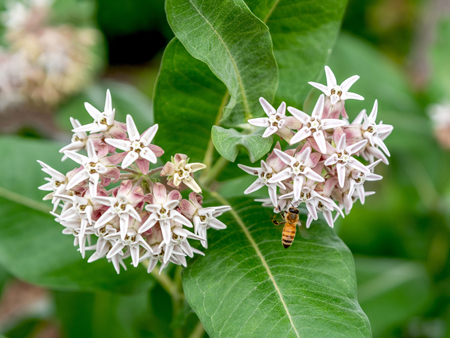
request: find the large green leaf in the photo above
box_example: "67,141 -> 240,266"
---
154,38 -> 273,166
182,197 -> 371,337
355,257 -> 430,338
154,38 -> 226,163
0,136 -> 152,292
246,0 -> 348,107
165,0 -> 278,126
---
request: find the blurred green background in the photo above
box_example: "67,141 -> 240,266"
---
0,0 -> 450,337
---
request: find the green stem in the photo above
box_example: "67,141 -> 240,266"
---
144,261 -> 185,338
201,92 -> 229,177
189,320 -> 205,338
199,156 -> 229,188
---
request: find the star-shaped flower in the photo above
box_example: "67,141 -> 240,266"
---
72,90 -> 115,134
269,146 -> 324,201
348,159 -> 382,204
59,118 -> 87,161
64,139 -> 117,196
105,228 -> 152,267
37,160 -> 71,211
288,95 -> 346,153
247,98 -> 287,138
309,66 -> 364,105
180,192 -> 231,248
105,114 -> 163,174
161,154 -> 206,193
138,183 -> 192,244
353,100 -> 393,157
324,133 -> 369,188
92,180 -> 144,240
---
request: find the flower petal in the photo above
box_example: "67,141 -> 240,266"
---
122,151 -> 139,169
248,117 -> 270,128
141,124 -> 159,146
126,115 -> 140,141
308,81 -> 329,95
259,97 -> 276,116
290,127 -> 311,145
105,138 -> 131,151
313,130 -> 327,154
287,107 -> 309,124
340,75 -> 359,92
311,94 -> 325,119
325,66 -> 337,87
244,179 -> 264,194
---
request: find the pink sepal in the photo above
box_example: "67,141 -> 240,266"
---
168,189 -> 182,201
149,144 -> 164,158
136,158 -> 149,174
161,161 -> 176,176
107,152 -> 127,165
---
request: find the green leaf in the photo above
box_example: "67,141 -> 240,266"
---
355,257 -> 430,338
154,38 -> 227,163
57,80 -> 154,132
246,0 -> 348,107
430,17 -> 450,99
54,289 -> 154,338
0,136 -> 152,293
212,127 -> 273,162
182,197 -> 371,337
165,0 -> 278,126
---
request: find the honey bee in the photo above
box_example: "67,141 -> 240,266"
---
272,207 -> 300,248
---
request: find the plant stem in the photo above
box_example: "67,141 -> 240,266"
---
147,166 -> 164,177
199,156 -> 229,188
201,92 -> 229,178
143,261 -> 186,338
189,320 -> 205,338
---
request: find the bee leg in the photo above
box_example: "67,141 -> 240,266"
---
271,216 -> 285,226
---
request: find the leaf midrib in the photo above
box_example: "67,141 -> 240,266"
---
210,191 -> 301,338
186,0 -> 251,117
263,0 -> 282,23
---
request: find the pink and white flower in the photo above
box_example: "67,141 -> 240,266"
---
105,227 -> 153,267
72,90 -> 126,139
238,142 -> 292,206
105,114 -> 163,174
324,133 -> 369,188
161,154 -> 206,193
353,100 -> 393,156
248,98 -> 288,138
180,192 -> 231,248
92,180 -> 144,240
269,146 -> 324,201
59,118 -> 87,161
288,95 -> 346,153
138,183 -> 192,244
64,139 -> 120,196
309,66 -> 364,105
348,160 -> 382,204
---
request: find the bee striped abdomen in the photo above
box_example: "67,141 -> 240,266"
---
282,222 -> 296,248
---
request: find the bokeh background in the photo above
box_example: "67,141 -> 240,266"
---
0,0 -> 450,337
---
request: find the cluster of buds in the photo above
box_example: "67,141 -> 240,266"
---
0,0 -> 98,110
38,90 -> 230,274
239,66 -> 393,228
428,103 -> 450,149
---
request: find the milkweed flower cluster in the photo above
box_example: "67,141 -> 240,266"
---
38,90 -> 231,274
239,66 -> 393,228
0,0 -> 98,109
